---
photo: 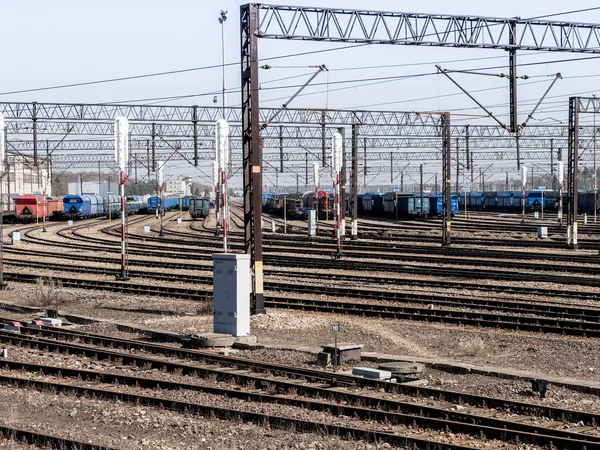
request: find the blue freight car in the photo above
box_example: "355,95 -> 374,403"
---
147,196 -> 179,214
181,196 -> 192,211
428,193 -> 458,216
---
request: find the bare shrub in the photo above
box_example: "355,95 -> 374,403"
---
33,277 -> 64,308
455,337 -> 486,357
196,299 -> 214,316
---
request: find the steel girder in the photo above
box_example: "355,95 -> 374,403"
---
45,149 -> 597,169
253,4 -> 600,53
4,116 -> 596,139
576,97 -> 600,113
0,102 -> 430,126
4,136 -> 576,152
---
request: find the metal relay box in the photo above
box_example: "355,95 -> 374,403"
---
212,253 -> 251,336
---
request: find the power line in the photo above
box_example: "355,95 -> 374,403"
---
1,6 -> 599,98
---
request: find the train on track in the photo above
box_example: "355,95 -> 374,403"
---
146,195 -> 212,220
358,192 -> 459,219
15,196 -> 63,222
460,189 -> 599,213
146,196 -> 181,215
262,190 -> 334,219
14,193 -> 145,222
189,197 -> 211,219
263,191 -> 459,220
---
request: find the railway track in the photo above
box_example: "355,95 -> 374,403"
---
8,256 -> 600,323
0,325 -> 599,449
0,425 -> 112,450
55,217 -> 600,281
5,270 -> 600,338
13,213 -> 600,337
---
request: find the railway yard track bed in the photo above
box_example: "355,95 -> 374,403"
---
4,209 -> 600,448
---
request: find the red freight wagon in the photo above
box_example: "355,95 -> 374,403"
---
15,195 -> 62,222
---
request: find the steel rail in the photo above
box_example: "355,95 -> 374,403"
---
0,424 -> 114,450
7,258 -> 600,325
0,371 -> 492,450
0,358 -> 596,449
4,328 -> 600,432
4,271 -> 600,338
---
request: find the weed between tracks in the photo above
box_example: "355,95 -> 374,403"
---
196,297 -> 214,315
33,277 -> 65,308
455,336 -> 487,357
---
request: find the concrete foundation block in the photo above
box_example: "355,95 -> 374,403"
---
188,333 -> 235,348
352,366 -> 392,380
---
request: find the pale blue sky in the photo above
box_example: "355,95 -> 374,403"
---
2,1 -> 600,187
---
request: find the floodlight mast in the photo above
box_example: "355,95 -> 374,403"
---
114,117 -> 130,281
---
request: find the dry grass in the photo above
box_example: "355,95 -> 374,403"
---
196,298 -> 214,316
455,337 -> 487,357
33,277 -> 65,308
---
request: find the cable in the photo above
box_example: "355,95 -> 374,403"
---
2,6 -> 598,98
529,6 -> 600,20
344,72 -> 600,110
0,43 -> 369,97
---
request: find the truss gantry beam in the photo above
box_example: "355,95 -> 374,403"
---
5,136 -> 576,152
254,4 -> 600,52
43,149 -> 598,162
0,102 -> 434,126
575,97 -> 600,113
3,114 -> 596,139
44,148 -> 597,169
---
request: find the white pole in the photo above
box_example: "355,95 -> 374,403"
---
216,119 -> 229,252
521,166 -> 527,224
0,114 -> 5,288
114,117 -> 129,281
332,132 -> 343,257
558,161 -> 564,226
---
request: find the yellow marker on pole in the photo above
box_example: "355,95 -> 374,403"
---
106,192 -> 114,224
32,192 -> 42,224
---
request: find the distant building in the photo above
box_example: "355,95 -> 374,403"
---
164,176 -> 191,195
68,181 -> 111,196
4,155 -> 51,211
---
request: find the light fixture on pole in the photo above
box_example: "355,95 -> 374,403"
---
218,10 -> 228,119
114,117 -> 130,281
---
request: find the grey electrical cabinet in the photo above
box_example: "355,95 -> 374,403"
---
212,253 -> 251,336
